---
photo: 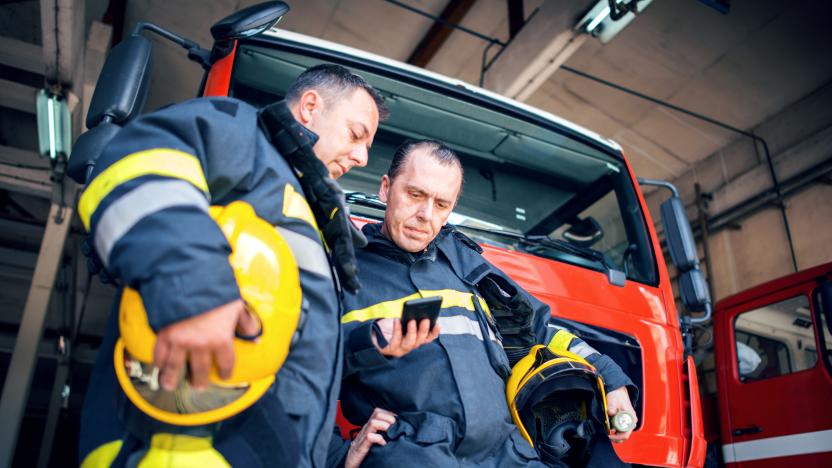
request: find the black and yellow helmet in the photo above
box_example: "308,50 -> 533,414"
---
114,201 -> 302,426
506,344 -> 610,466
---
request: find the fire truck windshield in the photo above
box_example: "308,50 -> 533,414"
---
229,40 -> 659,286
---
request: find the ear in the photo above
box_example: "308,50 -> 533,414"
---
379,174 -> 391,202
296,89 -> 323,125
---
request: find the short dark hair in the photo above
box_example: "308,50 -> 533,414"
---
388,139 -> 464,194
285,64 -> 389,120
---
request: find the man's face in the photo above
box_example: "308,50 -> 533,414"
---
379,149 -> 462,253
303,88 -> 380,179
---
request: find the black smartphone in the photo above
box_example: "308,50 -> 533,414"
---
400,296 -> 442,334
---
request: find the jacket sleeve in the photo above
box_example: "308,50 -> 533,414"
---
341,319 -> 392,379
490,266 -> 639,402
78,98 -> 262,330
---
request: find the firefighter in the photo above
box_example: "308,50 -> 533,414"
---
78,64 -> 387,467
332,140 -> 637,467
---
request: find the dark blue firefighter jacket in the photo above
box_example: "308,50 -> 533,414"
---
330,223 -> 635,467
78,97 -> 341,468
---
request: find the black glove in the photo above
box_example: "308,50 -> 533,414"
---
477,273 -> 536,365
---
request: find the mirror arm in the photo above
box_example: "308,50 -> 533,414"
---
637,177 -> 680,197
132,22 -> 211,68
689,302 -> 712,325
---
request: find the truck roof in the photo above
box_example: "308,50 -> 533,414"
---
265,29 -> 621,154
715,261 -> 832,310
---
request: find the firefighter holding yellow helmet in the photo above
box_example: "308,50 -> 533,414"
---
78,64 -> 387,467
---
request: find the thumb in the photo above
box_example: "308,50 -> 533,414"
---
236,306 -> 261,339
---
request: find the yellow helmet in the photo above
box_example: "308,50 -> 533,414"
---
113,201 -> 302,426
506,345 -> 610,465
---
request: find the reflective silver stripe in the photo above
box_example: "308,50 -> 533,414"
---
276,226 -> 332,279
95,180 -> 209,267
438,315 -> 498,342
722,429 -> 832,463
569,341 -> 599,359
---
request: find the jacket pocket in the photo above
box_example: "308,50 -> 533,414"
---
509,429 -> 539,461
274,373 -> 314,417
387,412 -> 457,446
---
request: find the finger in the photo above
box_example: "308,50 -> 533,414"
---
189,350 -> 212,390
416,318 -> 431,343
372,408 -> 397,424
368,419 -> 392,433
160,346 -> 186,391
237,307 -> 261,338
153,337 -> 170,370
428,323 -> 440,342
366,433 -> 386,446
386,319 -> 403,352
214,341 -> 236,380
401,320 -> 418,349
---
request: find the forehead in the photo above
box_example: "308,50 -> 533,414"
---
396,149 -> 462,200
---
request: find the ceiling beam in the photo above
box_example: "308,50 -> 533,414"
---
40,0 -> 85,87
0,36 -> 44,75
0,145 -> 51,198
407,0 -> 478,68
0,78 -> 37,114
484,0 -> 593,101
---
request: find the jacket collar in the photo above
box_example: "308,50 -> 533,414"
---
362,222 -> 455,264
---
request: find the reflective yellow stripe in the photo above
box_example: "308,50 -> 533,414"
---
80,440 -> 122,468
138,433 -> 230,467
282,184 -> 318,230
547,329 -> 576,353
341,289 -> 489,324
78,149 -> 209,230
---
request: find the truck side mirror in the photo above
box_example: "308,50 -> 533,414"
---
679,269 -> 711,313
660,196 -> 699,272
210,1 -> 290,41
818,281 -> 832,336
68,34 -> 153,184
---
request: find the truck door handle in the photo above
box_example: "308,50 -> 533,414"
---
732,425 -> 762,436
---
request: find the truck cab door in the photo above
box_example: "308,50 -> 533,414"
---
716,281 -> 832,467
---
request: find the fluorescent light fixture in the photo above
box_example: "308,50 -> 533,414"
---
575,0 -> 654,44
36,89 -> 72,161
585,6 -> 610,32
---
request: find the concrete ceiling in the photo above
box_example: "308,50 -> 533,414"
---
1,0 -> 831,199
114,0 -> 832,184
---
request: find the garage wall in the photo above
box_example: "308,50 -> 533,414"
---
646,80 -> 832,301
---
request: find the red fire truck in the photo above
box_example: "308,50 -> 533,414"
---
66,2 -> 709,466
699,262 -> 832,467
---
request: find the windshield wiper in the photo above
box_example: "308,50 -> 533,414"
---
345,191 -> 387,210
523,235 -> 625,286
456,224 -> 625,286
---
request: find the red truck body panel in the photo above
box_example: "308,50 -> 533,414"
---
710,262 -> 832,466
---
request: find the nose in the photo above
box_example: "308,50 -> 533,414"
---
416,200 -> 433,222
349,145 -> 369,168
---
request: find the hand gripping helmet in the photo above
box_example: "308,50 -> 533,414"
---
506,345 -> 610,466
113,201 -> 302,426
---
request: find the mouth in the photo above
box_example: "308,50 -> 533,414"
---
404,226 -> 427,237
335,162 -> 349,176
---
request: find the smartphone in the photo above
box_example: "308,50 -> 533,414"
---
400,296 -> 442,334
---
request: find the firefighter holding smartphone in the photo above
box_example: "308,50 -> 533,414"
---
331,140 -> 638,467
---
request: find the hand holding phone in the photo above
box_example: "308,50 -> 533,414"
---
400,296 -> 442,334
372,297 -> 442,358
